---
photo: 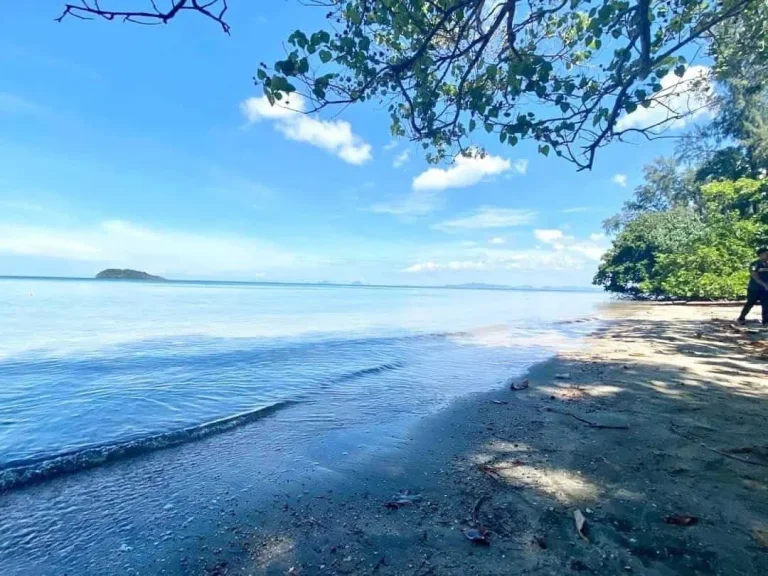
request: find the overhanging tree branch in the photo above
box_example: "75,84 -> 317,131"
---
56,0 -> 231,33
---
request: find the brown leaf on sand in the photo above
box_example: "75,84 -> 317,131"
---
510,379 -> 529,391
753,528 -> 768,547
664,515 -> 698,526
573,509 -> 589,543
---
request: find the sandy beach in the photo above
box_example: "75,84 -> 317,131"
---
203,303 -> 768,576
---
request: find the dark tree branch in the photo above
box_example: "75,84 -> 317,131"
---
56,0 -> 231,33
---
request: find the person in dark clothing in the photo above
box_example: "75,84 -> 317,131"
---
737,247 -> 768,326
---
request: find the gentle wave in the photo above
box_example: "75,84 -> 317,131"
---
330,360 -> 407,383
0,400 -> 297,493
0,357 -> 410,492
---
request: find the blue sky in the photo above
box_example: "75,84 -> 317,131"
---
0,2 -> 710,286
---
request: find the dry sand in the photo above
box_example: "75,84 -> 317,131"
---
207,303 -> 768,576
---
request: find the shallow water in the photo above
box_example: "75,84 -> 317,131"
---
0,278 -> 606,574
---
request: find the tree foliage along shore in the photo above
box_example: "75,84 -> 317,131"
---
593,0 -> 768,301
58,0 -> 758,170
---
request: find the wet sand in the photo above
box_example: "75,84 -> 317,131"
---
206,303 -> 768,575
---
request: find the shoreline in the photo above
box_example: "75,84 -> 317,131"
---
205,302 -> 768,575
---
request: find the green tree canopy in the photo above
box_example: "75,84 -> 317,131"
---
595,176 -> 768,300
57,0 -> 761,170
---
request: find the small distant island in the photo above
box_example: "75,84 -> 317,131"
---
95,269 -> 165,281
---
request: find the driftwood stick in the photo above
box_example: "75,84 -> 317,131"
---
551,409 -> 629,430
670,425 -> 768,468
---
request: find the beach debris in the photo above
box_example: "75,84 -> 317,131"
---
573,509 -> 589,543
465,495 -> 491,543
549,408 -> 629,430
509,378 -> 529,391
669,424 -> 768,468
664,514 -> 698,526
464,527 -> 490,545
555,372 -> 571,380
753,528 -> 768,547
491,400 -> 509,405
477,464 -> 504,482
384,490 -> 422,509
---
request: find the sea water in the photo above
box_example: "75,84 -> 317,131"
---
0,278 -> 606,574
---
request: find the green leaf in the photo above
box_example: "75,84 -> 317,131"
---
484,122 -> 494,133
674,64 -> 686,78
469,118 -> 476,132
559,102 -> 570,113
539,144 -> 550,157
319,50 -> 333,64
256,69 -> 267,81
270,76 -> 296,94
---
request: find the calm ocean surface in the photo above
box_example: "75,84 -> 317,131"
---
0,278 -> 608,574
0,278 -> 605,489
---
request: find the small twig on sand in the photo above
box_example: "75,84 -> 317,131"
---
472,495 -> 488,527
670,424 -> 768,468
477,463 -> 504,482
550,409 -> 629,430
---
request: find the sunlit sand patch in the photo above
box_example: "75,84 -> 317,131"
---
251,535 -> 296,568
537,384 -> 624,400
473,443 -> 598,504
644,380 -> 690,397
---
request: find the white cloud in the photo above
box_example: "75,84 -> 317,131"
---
413,153 -> 513,191
404,261 -> 486,273
561,206 -> 593,214
393,149 -> 410,168
488,237 -> 506,245
383,140 -> 399,151
240,94 -> 372,165
615,65 -> 714,132
369,190 -> 441,217
534,228 -> 608,261
612,173 -> 628,187
0,220 -> 298,276
511,159 -> 528,174
534,229 -> 564,243
403,229 -> 609,274
434,207 -> 536,231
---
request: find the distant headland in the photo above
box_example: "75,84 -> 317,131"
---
95,269 -> 165,281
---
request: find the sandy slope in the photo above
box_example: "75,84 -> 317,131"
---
212,303 -> 768,576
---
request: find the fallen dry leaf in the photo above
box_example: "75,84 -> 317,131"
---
573,509 -> 589,542
664,515 -> 698,526
753,528 -> 768,547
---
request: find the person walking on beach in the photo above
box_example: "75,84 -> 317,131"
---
736,247 -> 768,326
